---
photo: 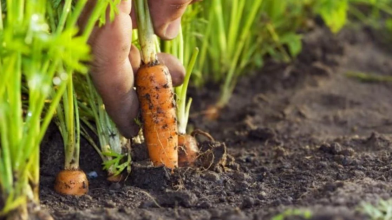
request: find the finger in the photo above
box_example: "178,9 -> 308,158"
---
88,2 -> 140,138
129,44 -> 141,74
79,0 -> 133,32
157,53 -> 185,86
148,0 -> 196,39
131,52 -> 186,87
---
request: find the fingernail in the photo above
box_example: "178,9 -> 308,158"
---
163,18 -> 181,40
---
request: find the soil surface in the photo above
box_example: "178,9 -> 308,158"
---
39,25 -> 392,220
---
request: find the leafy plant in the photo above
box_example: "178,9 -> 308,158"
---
0,0 -> 118,218
195,0 -> 264,112
360,199 -> 392,220
52,70 -> 87,195
314,0 -> 349,33
181,0 -> 310,116
176,0 -> 390,115
76,74 -> 131,181
348,0 -> 392,46
349,0 -> 392,25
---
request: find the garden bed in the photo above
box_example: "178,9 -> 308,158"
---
39,25 -> 392,220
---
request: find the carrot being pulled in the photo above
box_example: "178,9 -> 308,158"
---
134,0 -> 178,169
136,64 -> 178,168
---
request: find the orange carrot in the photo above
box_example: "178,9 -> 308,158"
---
178,129 -> 215,167
135,64 -> 179,169
54,169 -> 88,196
178,133 -> 198,167
134,0 -> 179,169
204,105 -> 222,120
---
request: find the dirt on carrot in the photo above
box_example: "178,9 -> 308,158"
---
135,64 -> 179,169
54,169 -> 89,196
39,26 -> 392,220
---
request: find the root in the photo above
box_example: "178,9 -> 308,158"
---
139,190 -> 162,208
191,129 -> 215,142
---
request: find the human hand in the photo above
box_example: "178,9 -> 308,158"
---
79,0 -> 199,138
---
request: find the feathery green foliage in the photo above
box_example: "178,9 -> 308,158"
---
0,0 -> 119,218
76,74 -> 131,179
178,0 -> 391,110
360,199 -> 392,220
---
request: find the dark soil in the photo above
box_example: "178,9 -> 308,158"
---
39,25 -> 392,220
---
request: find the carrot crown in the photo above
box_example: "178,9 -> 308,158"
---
134,0 -> 157,65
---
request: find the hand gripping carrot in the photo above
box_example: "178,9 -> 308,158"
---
134,0 -> 178,169
136,64 -> 178,168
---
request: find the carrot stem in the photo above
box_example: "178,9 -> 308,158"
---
78,74 -> 131,178
177,47 -> 199,134
134,0 -> 157,64
55,0 -> 72,34
0,2 -> 3,30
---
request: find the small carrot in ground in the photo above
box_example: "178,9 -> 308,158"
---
54,170 -> 88,196
136,64 -> 178,168
54,74 -> 88,196
203,105 -> 222,120
134,0 -> 178,169
178,134 -> 198,167
178,129 -> 215,167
